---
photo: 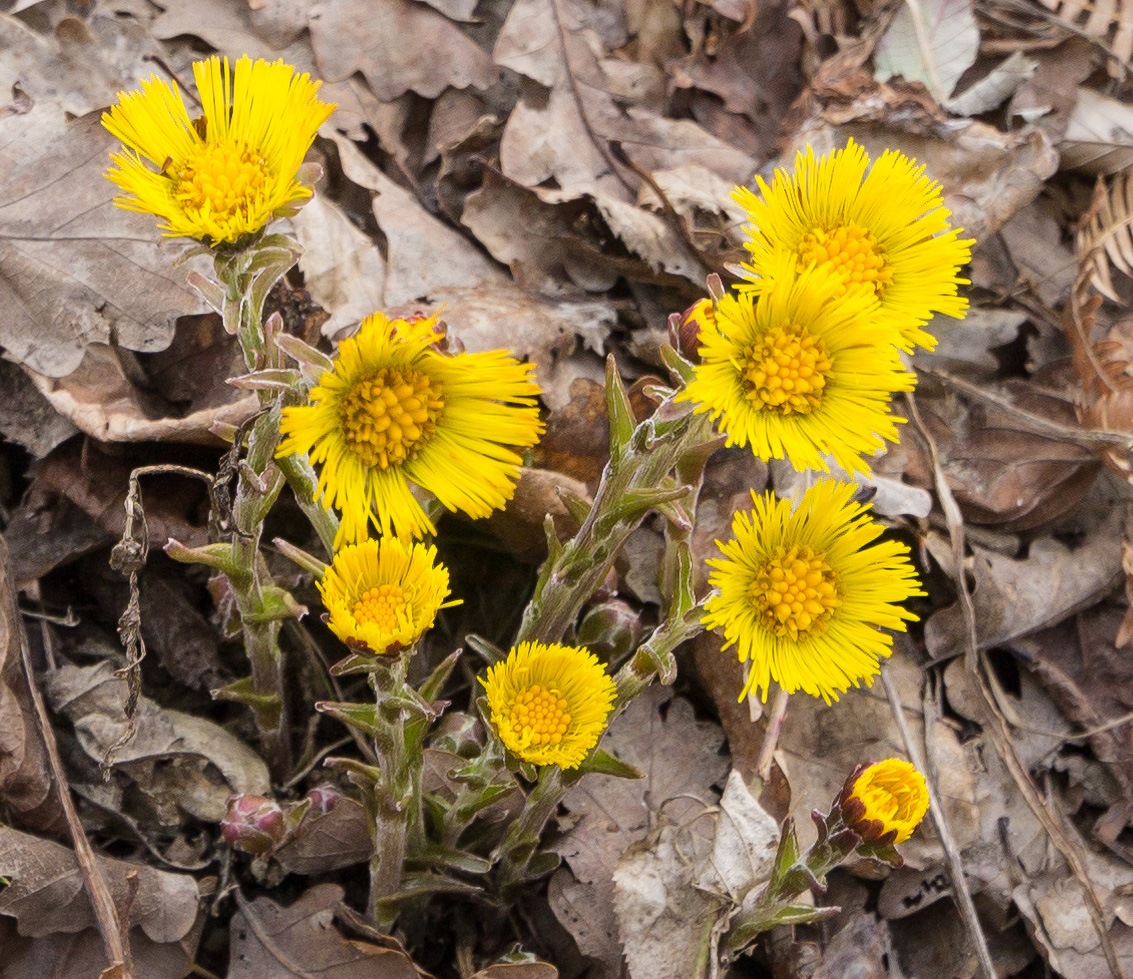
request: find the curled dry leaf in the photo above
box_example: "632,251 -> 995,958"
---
549,686 -> 728,976
229,884 -> 422,979
0,824 -> 199,945
924,503 -> 1125,659
1035,0 -> 1133,79
1060,88 -> 1133,175
905,376 -> 1102,532
41,661 -> 271,823
273,797 -> 374,876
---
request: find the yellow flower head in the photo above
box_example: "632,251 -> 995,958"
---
677,260 -> 914,477
841,758 -> 930,844
734,139 -> 973,351
318,536 -> 455,655
482,641 -> 617,770
278,311 -> 544,547
102,56 -> 334,245
703,479 -> 924,704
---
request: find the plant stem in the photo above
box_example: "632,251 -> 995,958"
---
517,395 -> 716,645
755,686 -> 790,783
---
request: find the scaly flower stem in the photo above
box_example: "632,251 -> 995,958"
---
207,242 -> 306,775
367,652 -> 425,929
493,765 -> 567,899
517,387 -> 716,645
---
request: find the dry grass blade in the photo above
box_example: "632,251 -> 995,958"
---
1035,0 -> 1133,73
1079,172 -> 1133,303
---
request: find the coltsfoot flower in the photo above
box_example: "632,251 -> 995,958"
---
318,536 -> 455,655
840,758 -> 930,844
102,55 -> 334,245
482,641 -> 617,769
677,258 -> 913,476
703,479 -> 924,703
734,139 -> 973,351
278,311 -> 544,546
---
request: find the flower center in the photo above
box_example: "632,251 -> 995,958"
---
172,141 -> 271,223
749,544 -> 841,639
742,324 -> 832,415
340,367 -> 445,469
508,684 -> 571,747
797,223 -> 893,296
352,584 -> 407,632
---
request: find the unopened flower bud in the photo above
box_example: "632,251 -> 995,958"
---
670,298 -> 715,361
304,785 -> 343,815
838,759 -> 929,845
222,794 -> 286,855
576,598 -> 644,662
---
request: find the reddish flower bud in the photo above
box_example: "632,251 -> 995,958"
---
222,794 -> 286,855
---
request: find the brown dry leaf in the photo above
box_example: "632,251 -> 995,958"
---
1060,88 -> 1133,176
1035,0 -> 1133,78
0,534 -> 64,833
924,503 -> 1125,659
0,824 -> 199,944
0,360 -> 78,459
332,136 -> 508,306
1008,38 -> 1095,142
461,173 -> 621,292
274,798 -> 373,875
229,883 -> 422,978
42,661 -> 271,823
1010,604 -> 1133,845
669,2 -> 802,164
905,378 -> 1102,532
23,342 -> 258,445
0,11 -> 164,117
485,467 -> 591,564
309,0 -> 496,101
548,686 -> 729,976
1014,844 -> 1133,978
0,108 -> 206,378
150,0 -> 313,61
5,438 -> 210,584
0,914 -> 201,979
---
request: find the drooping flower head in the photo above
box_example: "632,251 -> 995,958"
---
318,536 -> 455,655
839,758 -> 930,844
734,139 -> 973,351
677,258 -> 914,476
102,56 -> 334,245
278,311 -> 544,547
703,479 -> 924,704
482,641 -> 617,769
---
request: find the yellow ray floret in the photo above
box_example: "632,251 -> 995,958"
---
102,55 -> 334,245
843,758 -> 930,844
677,258 -> 914,477
482,641 -> 617,769
278,311 -> 544,547
703,479 -> 924,704
734,138 -> 973,351
318,536 -> 456,655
